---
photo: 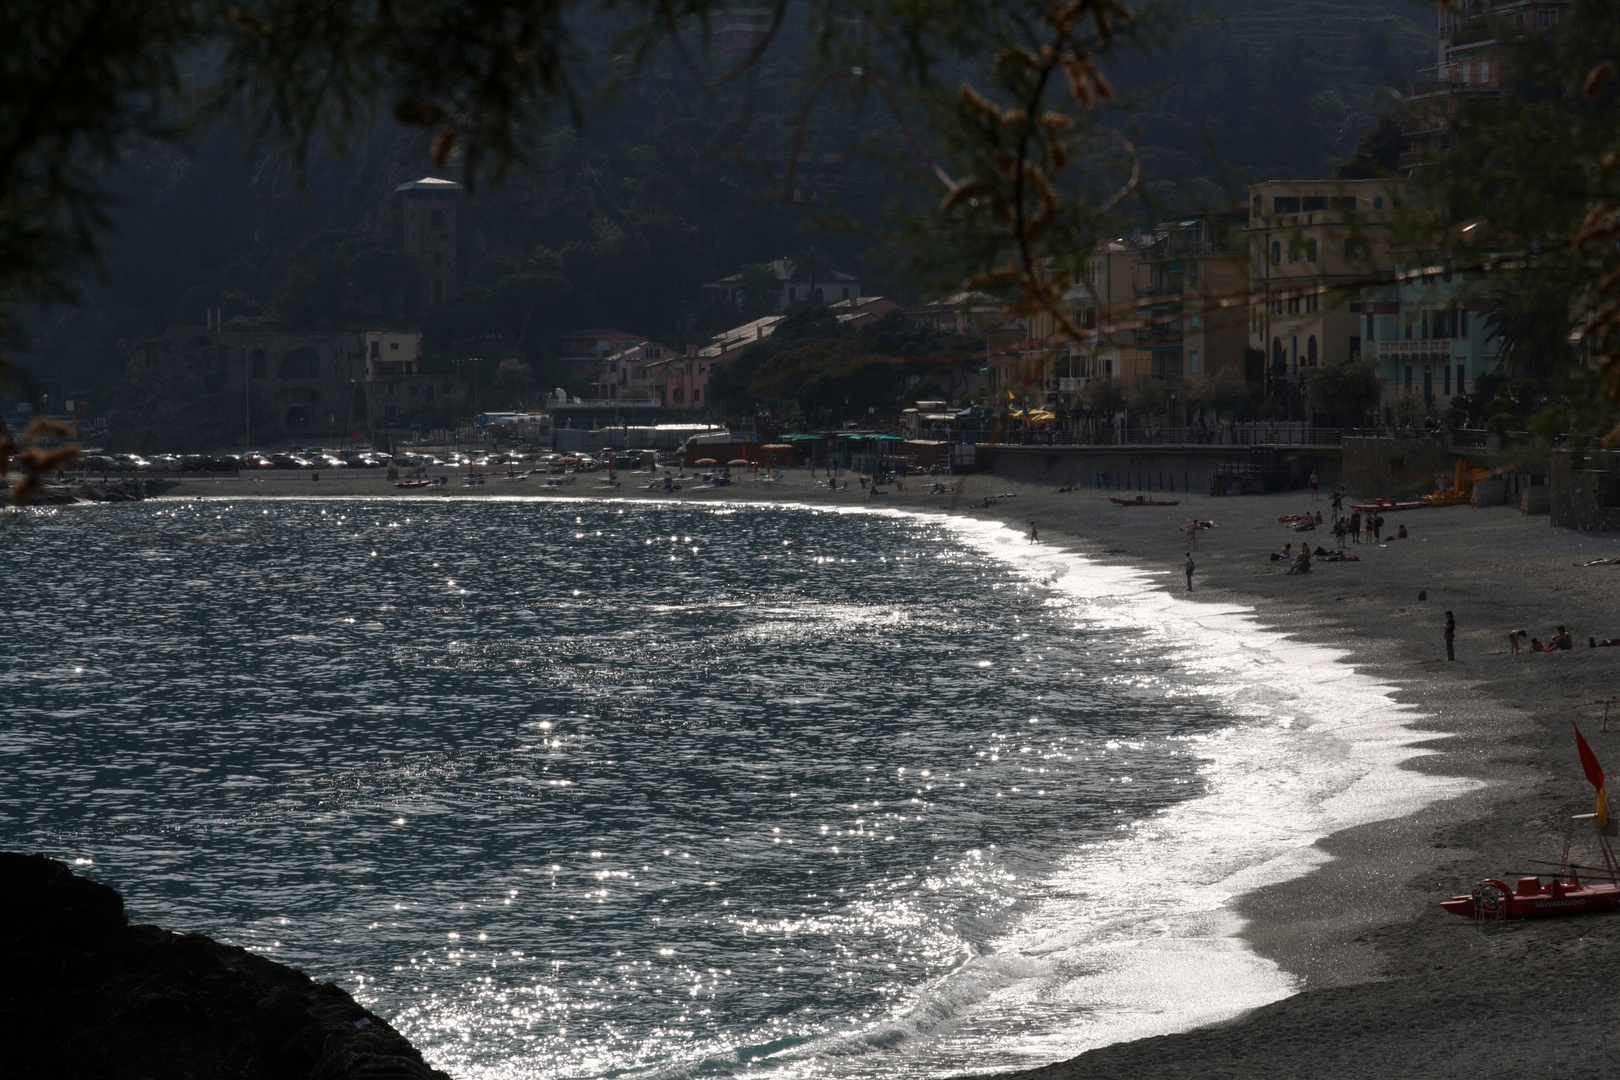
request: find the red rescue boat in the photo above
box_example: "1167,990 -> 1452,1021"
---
1349,499 -> 1426,512
1109,495 -> 1180,506
1443,804 -> 1620,921
1441,870 -> 1620,920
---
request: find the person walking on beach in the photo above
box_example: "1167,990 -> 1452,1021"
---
1445,610 -> 1456,661
1029,520 -> 1038,543
1331,490 -> 1344,515
1185,551 -> 1195,591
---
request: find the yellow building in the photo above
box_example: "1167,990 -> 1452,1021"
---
1246,179 -> 1400,387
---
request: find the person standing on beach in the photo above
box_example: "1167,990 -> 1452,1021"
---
1029,520 -> 1038,543
1331,490 -> 1343,515
1444,611 -> 1456,661
1349,509 -> 1361,543
1185,551 -> 1195,591
1372,513 -> 1384,542
1309,470 -> 1319,499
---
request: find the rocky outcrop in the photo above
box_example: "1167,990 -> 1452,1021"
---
0,853 -> 450,1080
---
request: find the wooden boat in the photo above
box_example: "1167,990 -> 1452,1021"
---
394,479 -> 432,489
1348,500 -> 1425,512
1443,812 -> 1620,920
1109,495 -> 1180,506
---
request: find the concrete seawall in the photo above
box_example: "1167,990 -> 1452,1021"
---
976,444 -> 1341,495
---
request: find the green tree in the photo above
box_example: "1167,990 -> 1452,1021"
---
1304,359 -> 1381,426
491,358 -> 536,409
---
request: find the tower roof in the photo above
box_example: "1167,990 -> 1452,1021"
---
394,176 -> 463,193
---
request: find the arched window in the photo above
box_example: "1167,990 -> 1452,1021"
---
1270,241 -> 1281,264
285,405 -> 310,430
1271,337 -> 1284,370
278,347 -> 320,379
1307,335 -> 1318,366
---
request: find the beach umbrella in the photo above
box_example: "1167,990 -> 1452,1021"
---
695,457 -> 718,466
761,443 -> 793,450
727,458 -> 750,467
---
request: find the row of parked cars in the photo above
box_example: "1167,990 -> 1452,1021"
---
73,447 -> 646,475
79,449 -> 405,473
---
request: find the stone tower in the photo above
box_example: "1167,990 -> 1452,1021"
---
395,176 -> 462,311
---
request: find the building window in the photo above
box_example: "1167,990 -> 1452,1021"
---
694,388 -> 701,402
1443,365 -> 1451,394
1274,196 -> 1301,214
1305,239 -> 1318,262
1457,364 -> 1466,394
1349,335 -> 1361,358
1373,196 -> 1384,210
1271,241 -> 1281,264
1288,296 -> 1300,315
1307,335 -> 1318,366
1405,365 -> 1413,390
1189,350 -> 1199,374
278,347 -> 320,379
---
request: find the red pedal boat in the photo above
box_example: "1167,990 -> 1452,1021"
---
1443,809 -> 1620,920
1109,495 -> 1180,506
1349,499 -> 1425,512
1441,871 -> 1620,920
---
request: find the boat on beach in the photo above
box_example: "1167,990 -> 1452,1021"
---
1348,499 -> 1425,512
1444,734 -> 1620,920
1109,495 -> 1180,507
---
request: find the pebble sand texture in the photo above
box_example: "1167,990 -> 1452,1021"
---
161,469 -> 1620,1078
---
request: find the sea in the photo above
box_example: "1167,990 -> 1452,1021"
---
0,498 -> 1470,1079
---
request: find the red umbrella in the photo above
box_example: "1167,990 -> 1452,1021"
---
695,457 -> 718,466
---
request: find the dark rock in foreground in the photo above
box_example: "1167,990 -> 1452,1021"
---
0,852 -> 450,1080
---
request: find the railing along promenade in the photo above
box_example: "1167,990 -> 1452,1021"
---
942,424 -> 1344,448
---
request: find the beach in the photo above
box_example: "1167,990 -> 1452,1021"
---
148,467 -> 1620,1075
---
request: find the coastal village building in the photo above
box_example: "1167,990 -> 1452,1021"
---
1246,179 -> 1400,385
587,341 -> 671,401
1403,1 -> 1573,170
113,328 -> 463,448
1127,215 -> 1250,404
558,329 -> 644,383
395,177 -> 461,311
1359,256 -> 1502,416
703,258 -> 862,311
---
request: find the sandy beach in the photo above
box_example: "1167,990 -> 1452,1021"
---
149,466 -> 1620,1076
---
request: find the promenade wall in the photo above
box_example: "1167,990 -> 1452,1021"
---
975,444 -> 1341,495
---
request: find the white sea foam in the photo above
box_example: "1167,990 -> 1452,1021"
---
740,510 -> 1479,1077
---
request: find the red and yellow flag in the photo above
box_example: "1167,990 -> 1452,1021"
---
1576,726 -> 1609,828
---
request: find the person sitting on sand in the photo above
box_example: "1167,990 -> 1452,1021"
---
1314,510 -> 1324,525
1530,637 -> 1546,653
1552,626 -> 1575,650
1056,481 -> 1074,492
1285,548 -> 1312,574
1396,524 -> 1408,539
1270,542 -> 1293,562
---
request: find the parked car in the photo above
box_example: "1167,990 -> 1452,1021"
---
82,454 -> 118,473
241,453 -> 275,469
271,453 -> 314,469
313,453 -> 347,469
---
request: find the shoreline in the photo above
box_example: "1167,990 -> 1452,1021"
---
131,472 -> 1620,1072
